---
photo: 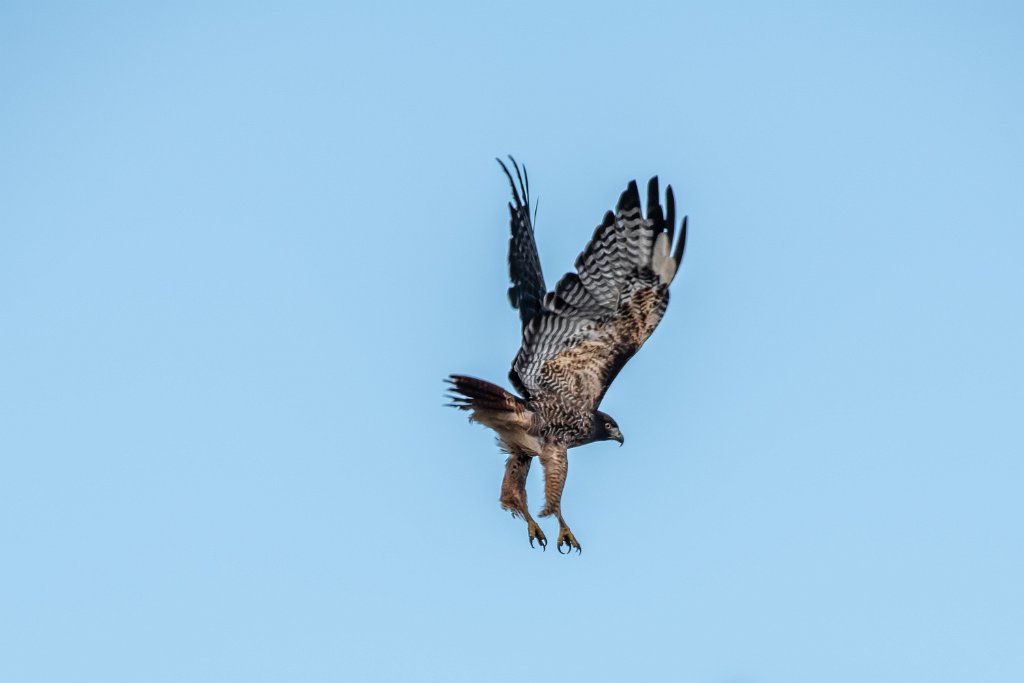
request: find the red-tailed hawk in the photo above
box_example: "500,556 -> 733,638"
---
447,158 -> 688,553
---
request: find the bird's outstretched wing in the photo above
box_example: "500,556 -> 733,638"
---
509,177 -> 687,412
498,156 -> 546,334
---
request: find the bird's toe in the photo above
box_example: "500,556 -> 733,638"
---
527,519 -> 547,550
556,527 -> 582,555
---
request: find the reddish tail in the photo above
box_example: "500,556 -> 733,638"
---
445,375 -> 524,413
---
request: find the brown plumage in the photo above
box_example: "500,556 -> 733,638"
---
446,157 -> 688,553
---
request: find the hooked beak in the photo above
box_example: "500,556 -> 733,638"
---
615,433 -> 624,446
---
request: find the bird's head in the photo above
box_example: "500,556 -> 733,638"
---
593,410 -> 625,446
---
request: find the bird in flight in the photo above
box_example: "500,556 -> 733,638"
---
447,157 -> 688,553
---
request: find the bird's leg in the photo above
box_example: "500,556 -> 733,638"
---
500,451 -> 546,549
538,444 -> 581,554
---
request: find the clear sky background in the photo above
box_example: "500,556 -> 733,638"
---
2,2 -> 1022,682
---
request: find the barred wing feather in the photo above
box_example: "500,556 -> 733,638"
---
510,177 -> 687,411
498,157 -> 547,333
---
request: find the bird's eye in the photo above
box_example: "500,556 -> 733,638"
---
605,422 -> 613,430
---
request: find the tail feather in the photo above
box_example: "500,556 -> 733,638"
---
445,374 -> 542,454
445,374 -> 524,413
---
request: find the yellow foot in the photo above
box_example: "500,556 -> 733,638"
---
527,518 -> 547,550
557,526 -> 582,555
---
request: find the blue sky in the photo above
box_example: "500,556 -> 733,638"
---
2,2 -> 1022,681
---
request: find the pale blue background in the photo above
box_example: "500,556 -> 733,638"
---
2,2 -> 1022,682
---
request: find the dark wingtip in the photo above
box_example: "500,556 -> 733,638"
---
673,214 -> 688,266
646,176 -> 659,220
617,180 -> 641,213
495,157 -> 510,178
496,156 -> 523,207
509,155 -> 528,205
665,185 -> 676,244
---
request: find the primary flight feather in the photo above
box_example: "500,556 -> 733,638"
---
446,157 -> 688,553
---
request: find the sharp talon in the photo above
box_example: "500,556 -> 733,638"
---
526,519 -> 547,551
554,527 -> 581,555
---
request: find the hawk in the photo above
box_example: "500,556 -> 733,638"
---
447,158 -> 688,553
